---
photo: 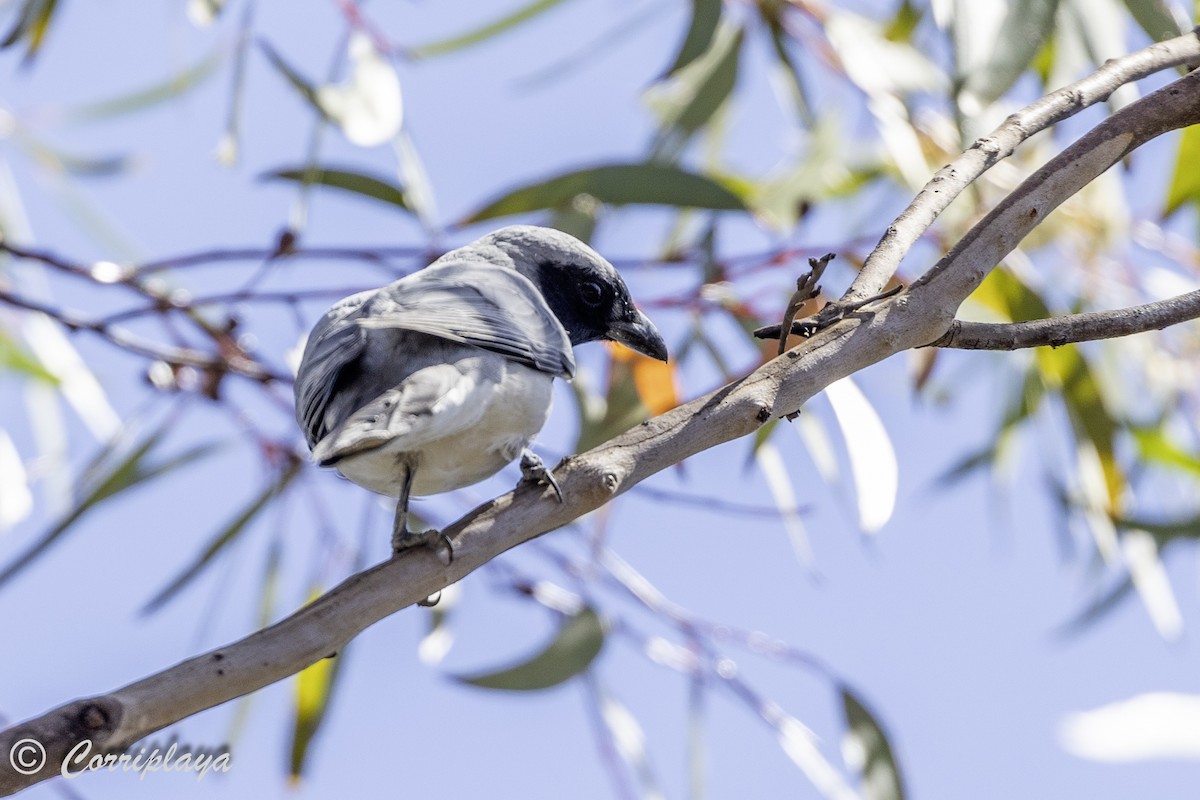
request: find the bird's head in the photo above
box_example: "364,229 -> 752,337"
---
479,225 -> 669,362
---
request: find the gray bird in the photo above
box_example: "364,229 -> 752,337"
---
295,225 -> 668,557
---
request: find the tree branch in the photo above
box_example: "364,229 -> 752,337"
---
5,41 -> 1200,800
928,289 -> 1200,350
843,28 -> 1200,305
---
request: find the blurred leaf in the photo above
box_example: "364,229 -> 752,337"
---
316,33 -> 403,147
23,138 -> 134,177
612,344 -> 679,416
664,0 -> 721,76
259,40 -> 326,117
575,346 -> 651,452
455,607 -> 605,691
884,0 -> 923,41
0,428 -> 221,588
763,11 -> 812,125
1036,345 -> 1123,507
263,166 -> 412,212
648,23 -> 743,160
395,130 -> 439,230
826,377 -> 898,534
418,583 -> 462,665
410,0 -> 575,59
594,682 -> 662,796
959,0 -> 1059,109
0,429 -> 33,530
756,441 -> 813,569
1,0 -> 59,63
1164,123 -> 1200,218
290,590 -> 346,782
68,48 -> 224,122
141,457 -> 302,613
1121,0 -> 1189,42
1116,512 -> 1200,546
1120,528 -> 1182,640
464,163 -> 745,223
1131,425 -> 1200,478
1056,574 -> 1136,638
841,687 -> 906,800
0,330 -> 59,384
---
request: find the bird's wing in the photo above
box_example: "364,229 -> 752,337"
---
357,260 -> 575,380
310,360 -> 493,467
294,289 -> 375,448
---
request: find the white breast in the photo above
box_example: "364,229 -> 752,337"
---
333,359 -> 554,498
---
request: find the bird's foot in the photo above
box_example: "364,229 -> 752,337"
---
519,450 -> 564,503
391,527 -> 454,565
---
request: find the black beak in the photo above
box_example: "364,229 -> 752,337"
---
607,309 -> 668,362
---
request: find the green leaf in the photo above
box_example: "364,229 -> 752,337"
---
1131,425 -> 1200,478
258,40 -> 326,117
1164,123 -> 1200,218
1,0 -> 59,64
141,458 -> 302,613
289,590 -> 347,781
455,607 -> 605,691
649,23 -> 744,160
1121,0 -> 1188,42
68,48 -> 224,122
410,0 -> 575,59
663,0 -> 721,77
0,428 -> 221,588
263,166 -> 412,212
959,0 -> 1060,109
842,687 -> 906,800
574,350 -> 651,453
0,330 -> 59,384
463,163 -> 745,223
884,0 -> 922,41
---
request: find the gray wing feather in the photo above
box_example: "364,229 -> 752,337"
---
293,262 -> 573,451
359,261 -> 574,378
294,290 -> 373,448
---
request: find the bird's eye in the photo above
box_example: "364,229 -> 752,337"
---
580,280 -> 604,307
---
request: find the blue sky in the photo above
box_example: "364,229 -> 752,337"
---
1,1 -> 1198,798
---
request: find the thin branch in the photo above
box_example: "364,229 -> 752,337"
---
0,288 -> 285,382
909,68 -> 1200,313
5,41 -> 1200,800
928,289 -> 1200,350
844,28 -> 1200,305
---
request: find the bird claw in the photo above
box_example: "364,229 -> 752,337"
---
391,527 -> 454,565
519,450 -> 564,503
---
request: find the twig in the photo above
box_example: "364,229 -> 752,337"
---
928,288 -> 1200,350
777,254 -> 834,355
843,28 -> 1200,305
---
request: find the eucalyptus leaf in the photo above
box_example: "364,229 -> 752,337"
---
0,430 -> 222,589
455,607 -> 605,691
841,687 -> 906,800
263,166 -> 412,212
663,0 -> 721,77
410,0 -> 575,59
463,163 -> 745,223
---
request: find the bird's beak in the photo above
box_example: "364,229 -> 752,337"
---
607,309 -> 669,362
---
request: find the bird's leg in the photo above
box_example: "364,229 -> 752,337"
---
391,463 -> 454,564
519,449 -> 564,503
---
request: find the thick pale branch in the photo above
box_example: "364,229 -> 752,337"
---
5,41 -> 1200,800
0,281 -> 945,795
929,289 -> 1200,350
845,28 -> 1200,304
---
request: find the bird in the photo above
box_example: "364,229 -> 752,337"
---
294,225 -> 668,559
